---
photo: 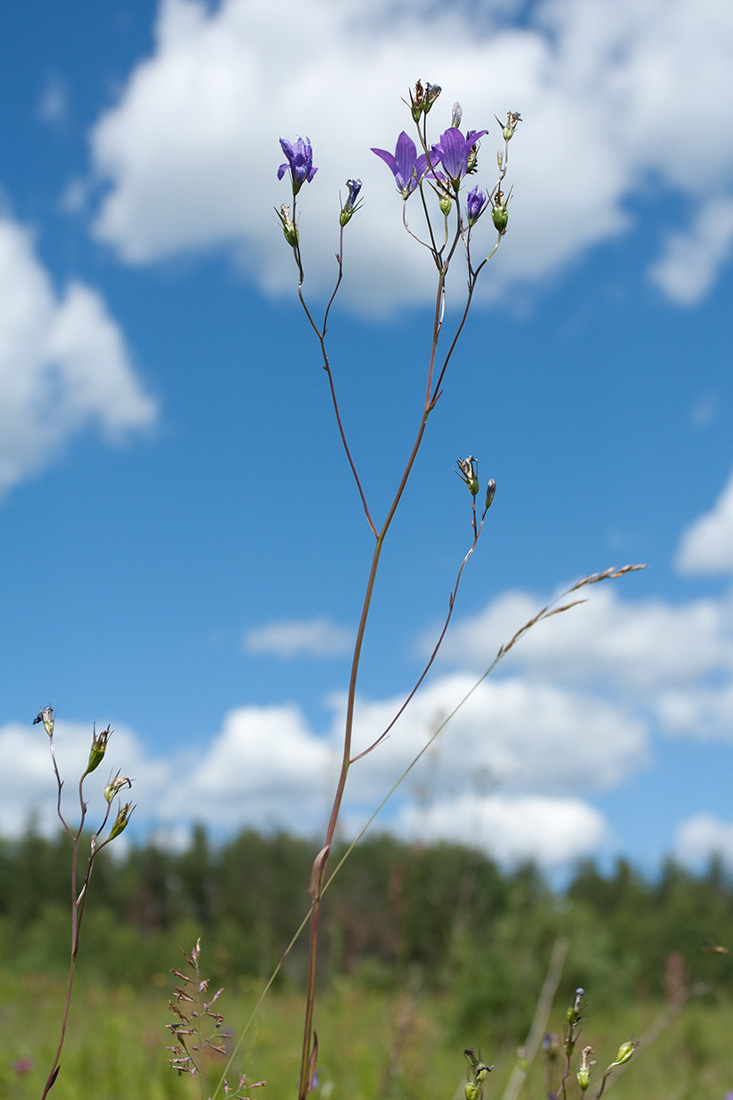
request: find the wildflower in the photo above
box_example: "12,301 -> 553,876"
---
431,127 -> 487,187
277,136 -> 317,195
466,186 -> 487,226
86,724 -> 112,774
33,705 -> 54,737
371,131 -> 432,198
455,455 -> 479,496
339,178 -> 363,226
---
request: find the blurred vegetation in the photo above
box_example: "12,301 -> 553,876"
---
1,823 -> 732,1038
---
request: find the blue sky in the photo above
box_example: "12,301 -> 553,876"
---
2,0 -> 733,876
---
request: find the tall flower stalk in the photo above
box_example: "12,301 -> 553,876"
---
34,706 -> 134,1099
276,82 -> 522,1100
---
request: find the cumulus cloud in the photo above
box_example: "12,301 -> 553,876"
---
648,197 -> 733,305
3,674 -> 633,868
243,616 -> 353,658
87,0 -> 733,312
393,792 -> 609,869
436,583 -> 733,694
0,718 -> 165,838
676,470 -> 733,575
675,812 -> 733,870
0,216 -> 157,496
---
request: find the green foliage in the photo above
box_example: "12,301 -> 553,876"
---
2,823 -> 733,1007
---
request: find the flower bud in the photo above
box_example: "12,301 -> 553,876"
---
86,725 -> 112,775
439,194 -> 452,216
451,102 -> 463,128
485,478 -> 496,510
465,1084 -> 481,1100
340,178 -> 363,226
610,1041 -> 638,1067
109,801 -> 135,840
33,706 -> 55,737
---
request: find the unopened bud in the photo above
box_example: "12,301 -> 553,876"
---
610,1041 -> 638,1068
485,478 -> 496,510
451,102 -> 463,128
86,725 -> 112,775
34,706 -> 55,737
340,178 -> 363,226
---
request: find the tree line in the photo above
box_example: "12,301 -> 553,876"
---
1,823 -> 731,1036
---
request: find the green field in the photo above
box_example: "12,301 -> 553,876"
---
3,972 -> 732,1100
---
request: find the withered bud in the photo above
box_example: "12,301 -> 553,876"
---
577,1046 -> 595,1091
408,79 -> 441,120
456,455 -> 479,496
497,110 -> 522,141
103,771 -> 133,804
34,705 -> 55,737
109,801 -> 135,841
276,204 -> 298,248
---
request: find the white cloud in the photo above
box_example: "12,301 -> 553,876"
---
0,674 -> 640,869
243,616 -> 353,658
0,718 -> 163,838
393,792 -> 609,868
38,74 -> 68,124
87,0 -> 733,312
436,583 -> 733,693
648,197 -> 733,305
676,471 -> 733,576
0,216 -> 157,496
675,812 -> 733,870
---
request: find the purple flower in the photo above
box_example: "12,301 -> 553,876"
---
466,186 -> 487,226
431,127 -> 487,185
277,136 -> 317,195
340,178 -> 363,226
371,131 -> 431,198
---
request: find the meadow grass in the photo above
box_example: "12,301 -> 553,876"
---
3,970 -> 732,1100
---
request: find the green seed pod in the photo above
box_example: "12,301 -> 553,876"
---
465,1083 -> 481,1100
86,725 -> 112,775
439,194 -> 452,216
492,203 -> 508,233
